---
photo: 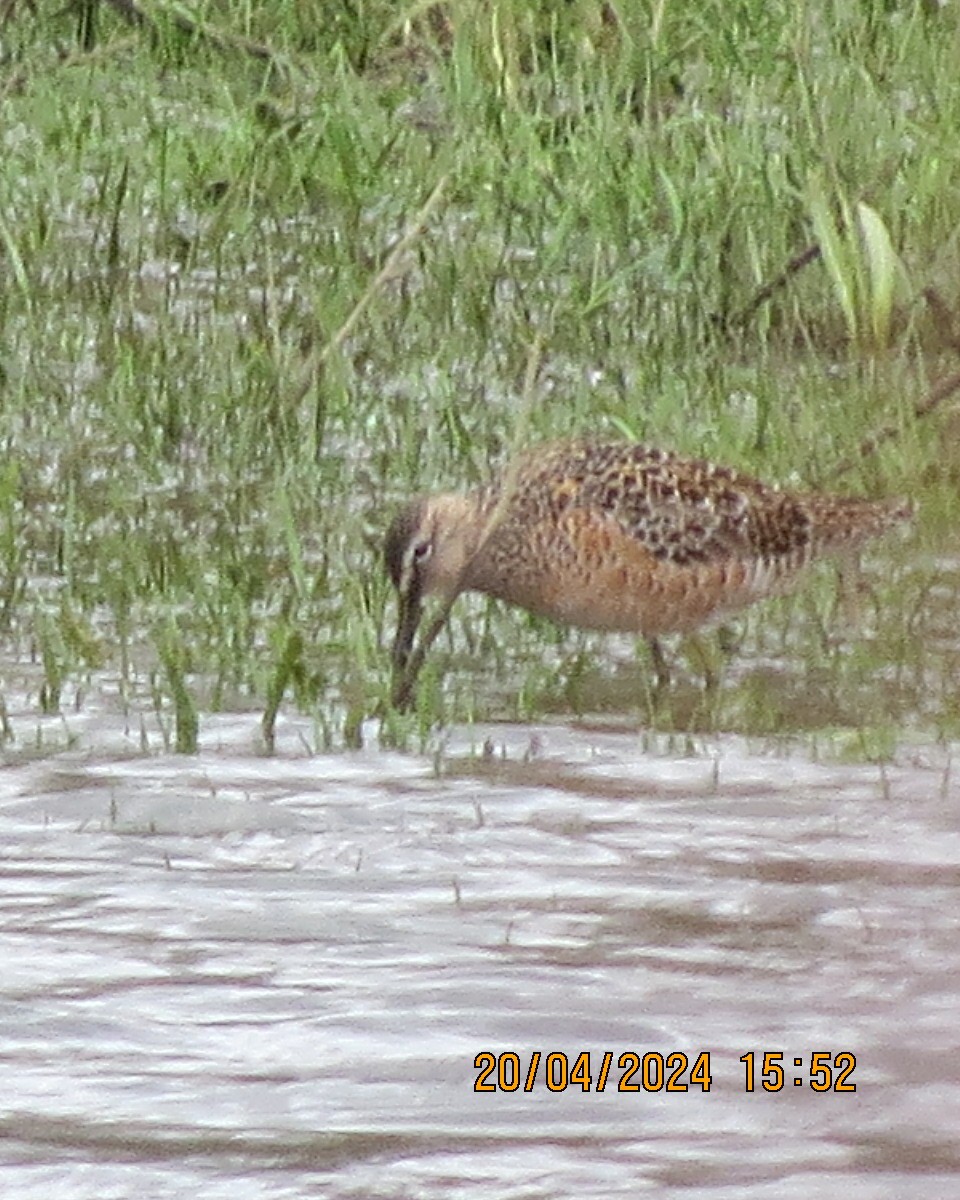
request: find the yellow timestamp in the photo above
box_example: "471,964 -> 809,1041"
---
472,1051 -> 859,1093
740,1051 -> 857,1092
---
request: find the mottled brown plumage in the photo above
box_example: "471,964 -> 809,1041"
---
385,439 -> 911,703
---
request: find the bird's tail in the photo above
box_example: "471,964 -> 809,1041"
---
804,494 -> 914,555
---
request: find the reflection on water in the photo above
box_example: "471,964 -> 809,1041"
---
0,710 -> 958,1198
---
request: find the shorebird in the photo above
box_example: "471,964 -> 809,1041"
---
385,439 -> 911,708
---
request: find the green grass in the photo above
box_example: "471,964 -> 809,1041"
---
0,0 -> 957,755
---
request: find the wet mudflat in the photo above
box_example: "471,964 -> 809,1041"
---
0,709 -> 956,1198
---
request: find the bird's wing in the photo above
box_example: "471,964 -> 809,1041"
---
569,445 -> 812,567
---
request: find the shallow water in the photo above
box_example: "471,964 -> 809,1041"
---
0,706 -> 957,1198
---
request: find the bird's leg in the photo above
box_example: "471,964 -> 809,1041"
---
683,630 -> 738,695
646,637 -> 672,693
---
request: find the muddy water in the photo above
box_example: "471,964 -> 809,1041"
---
0,710 -> 957,1198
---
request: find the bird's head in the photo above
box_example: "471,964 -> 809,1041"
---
384,493 -> 483,679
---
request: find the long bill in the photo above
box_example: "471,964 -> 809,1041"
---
390,585 -> 465,712
390,586 -> 424,710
